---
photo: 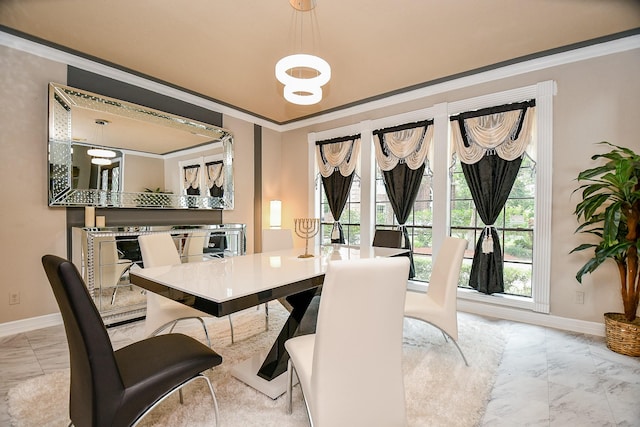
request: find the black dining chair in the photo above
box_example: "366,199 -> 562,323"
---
372,229 -> 403,248
42,254 -> 223,427
373,228 -> 415,279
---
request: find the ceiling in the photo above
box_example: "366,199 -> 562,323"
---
1,0 -> 639,125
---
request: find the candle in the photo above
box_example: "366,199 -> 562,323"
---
96,216 -> 106,227
84,206 -> 95,227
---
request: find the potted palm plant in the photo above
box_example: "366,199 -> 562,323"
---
572,142 -> 640,356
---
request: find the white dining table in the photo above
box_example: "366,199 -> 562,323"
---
129,244 -> 409,398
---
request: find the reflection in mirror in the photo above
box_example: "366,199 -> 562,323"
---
48,83 -> 234,209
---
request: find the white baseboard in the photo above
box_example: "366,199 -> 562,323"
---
457,299 -> 606,337
0,313 -> 62,338
408,281 -> 606,337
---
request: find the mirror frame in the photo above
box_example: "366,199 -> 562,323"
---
48,82 -> 234,210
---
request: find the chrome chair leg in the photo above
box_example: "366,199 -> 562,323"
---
449,335 -> 469,366
167,320 -> 179,334
196,317 -> 212,348
228,315 -> 235,344
287,359 -> 294,414
131,374 -> 219,427
151,317 -> 212,348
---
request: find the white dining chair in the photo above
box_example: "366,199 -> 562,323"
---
182,232 -> 207,263
262,228 -> 294,252
285,257 -> 409,427
138,233 -> 213,347
83,236 -> 133,307
404,236 -> 469,366
182,232 -> 238,342
262,228 -> 295,317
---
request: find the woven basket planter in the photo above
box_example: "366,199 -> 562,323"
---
604,313 -> 640,357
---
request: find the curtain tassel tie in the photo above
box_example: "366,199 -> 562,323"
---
331,222 -> 340,240
482,226 -> 494,254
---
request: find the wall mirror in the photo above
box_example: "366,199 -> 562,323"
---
48,82 -> 234,209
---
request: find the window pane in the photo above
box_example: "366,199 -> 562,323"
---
320,222 -> 335,245
342,203 -> 360,225
376,202 -> 395,225
411,201 -> 432,226
505,198 -> 535,229
411,227 -> 433,257
503,262 -> 532,297
413,254 -> 432,282
503,230 -> 533,263
321,202 -> 332,222
349,179 -> 361,203
450,199 -> 476,228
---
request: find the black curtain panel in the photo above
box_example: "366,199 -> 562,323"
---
209,185 -> 224,197
321,171 -> 354,244
380,161 -> 424,278
461,154 -> 522,294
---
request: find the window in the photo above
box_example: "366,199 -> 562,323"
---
320,176 -> 361,245
375,164 -> 434,282
450,155 -> 535,297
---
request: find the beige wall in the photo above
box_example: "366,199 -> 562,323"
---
550,50 -> 639,322
280,48 -> 640,323
123,155 -> 164,192
280,128 -> 314,249
0,46 -> 67,323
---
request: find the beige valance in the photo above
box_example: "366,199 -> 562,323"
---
183,165 -> 200,190
316,137 -> 361,178
451,107 -> 536,164
206,162 -> 224,188
374,124 -> 433,171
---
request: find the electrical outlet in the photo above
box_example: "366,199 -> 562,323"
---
9,292 -> 20,305
575,291 -> 585,305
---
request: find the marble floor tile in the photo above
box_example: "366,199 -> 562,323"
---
548,382 -> 617,427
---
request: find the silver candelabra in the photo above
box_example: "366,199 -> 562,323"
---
294,218 -> 320,258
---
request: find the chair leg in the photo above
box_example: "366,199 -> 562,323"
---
151,317 -> 212,348
449,335 -> 469,367
202,374 -> 221,426
407,317 -> 469,367
264,302 -> 269,331
131,374 -> 220,427
167,320 -> 180,334
228,315 -> 235,344
287,359 -> 294,415
436,328 -> 469,367
195,317 -> 212,348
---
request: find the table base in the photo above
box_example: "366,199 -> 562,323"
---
230,353 -> 297,399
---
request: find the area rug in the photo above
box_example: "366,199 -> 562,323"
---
7,303 -> 506,427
